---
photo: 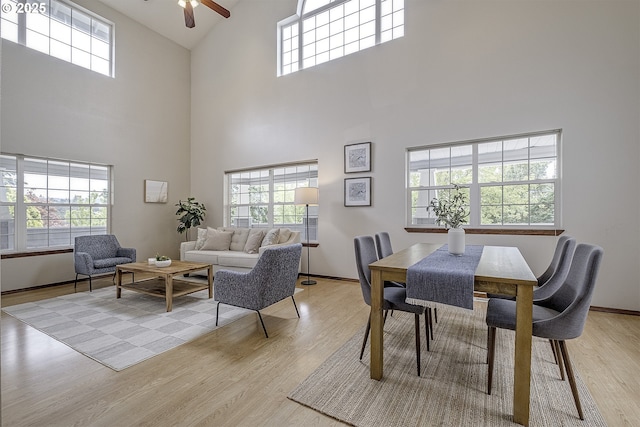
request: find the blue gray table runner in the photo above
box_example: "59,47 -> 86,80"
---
406,245 -> 485,310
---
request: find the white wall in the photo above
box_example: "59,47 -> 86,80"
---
0,0 -> 191,291
191,0 -> 640,310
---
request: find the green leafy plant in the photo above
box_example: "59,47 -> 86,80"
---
175,197 -> 206,241
427,184 -> 470,229
155,254 -> 170,261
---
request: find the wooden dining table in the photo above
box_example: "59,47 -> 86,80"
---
368,243 -> 537,426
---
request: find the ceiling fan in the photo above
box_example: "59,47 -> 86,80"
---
178,0 -> 230,29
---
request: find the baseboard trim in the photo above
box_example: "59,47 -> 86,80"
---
0,274 -> 113,296
589,305 -> 640,316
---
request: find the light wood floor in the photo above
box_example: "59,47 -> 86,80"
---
2,276 -> 639,426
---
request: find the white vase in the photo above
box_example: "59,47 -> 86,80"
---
448,228 -> 465,255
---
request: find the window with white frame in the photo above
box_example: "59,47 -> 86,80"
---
0,154 -> 111,252
225,162 -> 319,241
1,0 -> 114,77
407,130 -> 561,229
278,0 -> 404,76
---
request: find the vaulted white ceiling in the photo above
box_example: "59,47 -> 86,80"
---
98,0 -> 239,50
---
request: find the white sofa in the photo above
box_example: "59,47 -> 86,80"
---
180,227 -> 301,275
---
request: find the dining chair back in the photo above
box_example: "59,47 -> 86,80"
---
375,231 -> 437,333
486,243 -> 603,419
487,235 -> 576,301
354,236 -> 431,374
532,236 -> 577,301
537,235 -> 575,286
374,231 -> 394,260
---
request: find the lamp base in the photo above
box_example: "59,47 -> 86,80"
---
301,279 -> 317,285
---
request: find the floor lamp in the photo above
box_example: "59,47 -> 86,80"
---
294,187 -> 318,285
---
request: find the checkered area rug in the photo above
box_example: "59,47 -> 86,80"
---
2,284 -> 252,371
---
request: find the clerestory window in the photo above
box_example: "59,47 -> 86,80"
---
278,0 -> 404,76
1,0 -> 114,77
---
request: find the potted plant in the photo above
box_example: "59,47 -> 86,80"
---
175,197 -> 206,241
428,184 -> 470,255
155,254 -> 172,267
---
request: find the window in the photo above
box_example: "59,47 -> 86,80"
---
1,0 -> 114,77
0,154 -> 111,252
407,130 -> 561,229
225,162 -> 319,241
278,0 -> 404,76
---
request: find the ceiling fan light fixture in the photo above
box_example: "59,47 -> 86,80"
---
178,0 -> 198,8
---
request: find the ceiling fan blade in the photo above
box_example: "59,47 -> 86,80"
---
184,2 -> 196,28
201,0 -> 231,18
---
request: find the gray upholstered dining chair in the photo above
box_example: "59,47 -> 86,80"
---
485,235 -> 577,366
375,231 -> 436,340
486,243 -> 603,420
74,234 -> 136,292
355,236 -> 432,375
214,243 -> 302,338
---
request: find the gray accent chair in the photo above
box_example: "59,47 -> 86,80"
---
376,231 -> 437,334
74,235 -> 136,292
486,243 -> 603,420
355,236 -> 431,376
214,243 -> 302,338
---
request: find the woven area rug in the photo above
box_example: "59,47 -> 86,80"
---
2,280 -> 253,371
288,304 -> 607,427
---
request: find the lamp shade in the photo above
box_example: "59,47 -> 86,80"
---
294,187 -> 319,205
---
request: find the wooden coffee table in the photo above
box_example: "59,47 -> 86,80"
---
116,261 -> 213,312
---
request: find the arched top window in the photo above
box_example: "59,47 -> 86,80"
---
302,0 -> 339,15
278,0 -> 405,76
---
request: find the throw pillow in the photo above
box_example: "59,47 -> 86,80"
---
278,228 -> 292,244
244,229 -> 265,254
261,228 -> 280,247
218,227 -> 250,252
201,229 -> 233,251
195,228 -> 208,250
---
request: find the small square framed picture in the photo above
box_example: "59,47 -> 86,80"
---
344,177 -> 372,207
344,142 -> 371,173
144,180 -> 168,203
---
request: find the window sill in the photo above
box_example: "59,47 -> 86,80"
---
404,228 -> 564,236
1,248 -> 74,259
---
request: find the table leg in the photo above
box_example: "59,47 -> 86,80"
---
208,266 -> 213,299
166,274 -> 173,312
513,284 -> 533,426
370,269 -> 384,380
116,268 -> 122,299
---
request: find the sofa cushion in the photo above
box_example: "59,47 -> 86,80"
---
195,228 -> 208,250
201,229 -> 233,251
278,228 -> 292,244
261,228 -> 280,247
217,251 -> 261,269
244,229 -> 265,254
184,250 -> 219,264
218,227 -> 250,252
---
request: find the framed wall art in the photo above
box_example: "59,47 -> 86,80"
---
144,180 -> 168,203
344,177 -> 371,207
344,142 -> 371,173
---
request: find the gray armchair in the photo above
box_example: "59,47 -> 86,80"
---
74,235 -> 136,292
214,243 -> 302,338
